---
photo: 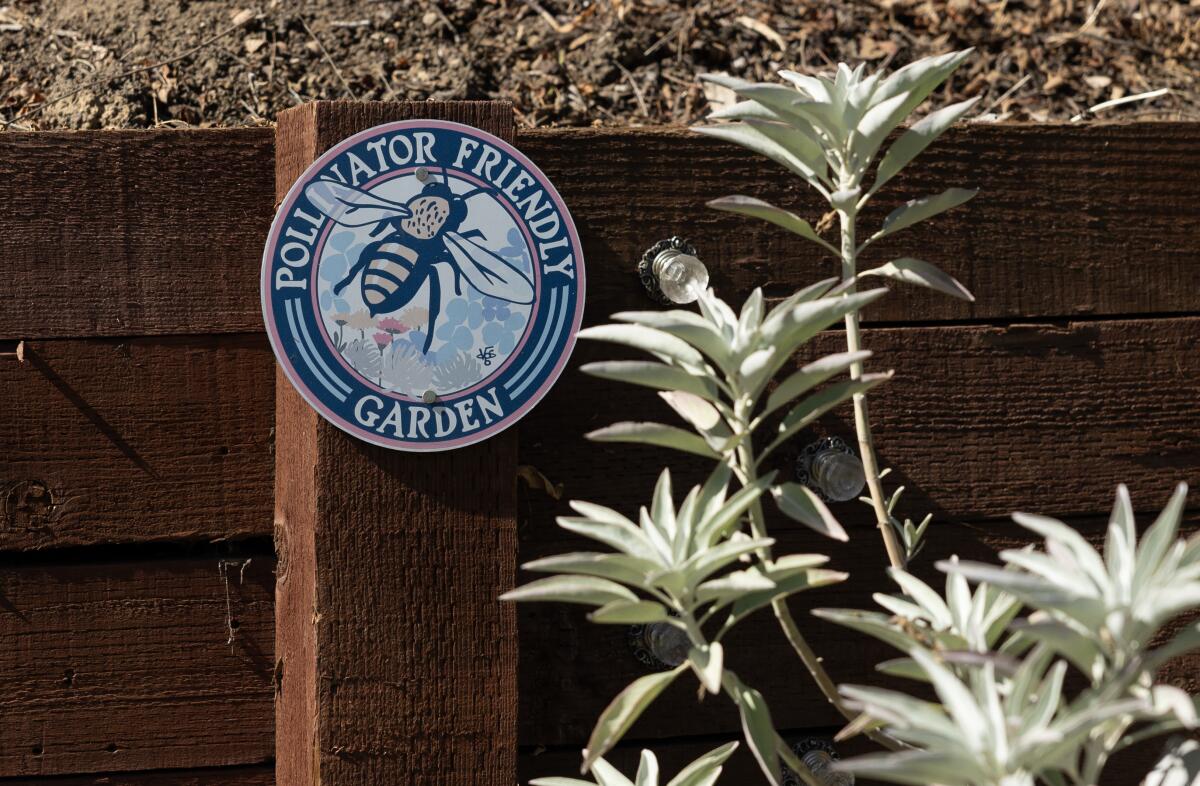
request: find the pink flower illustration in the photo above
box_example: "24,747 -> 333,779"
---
372,331 -> 392,349
378,316 -> 408,336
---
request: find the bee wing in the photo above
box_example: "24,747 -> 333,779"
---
444,233 -> 535,305
303,180 -> 411,226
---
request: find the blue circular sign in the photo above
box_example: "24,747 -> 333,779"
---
262,120 -> 585,451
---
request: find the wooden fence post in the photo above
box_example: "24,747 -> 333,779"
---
274,101 -> 518,786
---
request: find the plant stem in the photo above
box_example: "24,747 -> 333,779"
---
838,205 -> 907,571
734,438 -> 904,752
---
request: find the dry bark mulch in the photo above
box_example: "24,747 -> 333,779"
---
1,0 -> 1197,130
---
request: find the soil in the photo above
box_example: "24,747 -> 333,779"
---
0,0 -> 1197,130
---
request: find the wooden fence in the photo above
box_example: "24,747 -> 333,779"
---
0,111 -> 1197,785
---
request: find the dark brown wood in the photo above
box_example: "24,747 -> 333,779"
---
520,124 -> 1200,324
520,317 -> 1200,544
4,124 -> 1199,340
0,129 -> 274,340
273,101 -> 519,786
0,558 -> 274,777
0,335 -> 274,550
518,516 -> 1200,746
0,765 -> 274,786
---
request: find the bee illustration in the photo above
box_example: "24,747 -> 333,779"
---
305,171 -> 535,354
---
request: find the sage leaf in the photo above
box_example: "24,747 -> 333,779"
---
589,600 -> 669,625
875,187 -> 977,240
500,575 -> 637,607
763,350 -> 871,419
578,324 -> 705,368
664,742 -> 738,786
725,674 -> 784,786
874,97 -> 980,191
587,422 -> 720,459
688,642 -> 725,694
581,361 -> 720,401
584,665 -> 687,771
860,257 -> 974,302
706,195 -> 833,252
771,482 -> 848,541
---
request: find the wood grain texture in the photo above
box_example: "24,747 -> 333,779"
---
0,129 -> 274,340
0,336 -> 274,551
518,123 -> 1200,324
273,101 -> 519,786
0,558 -> 274,777
518,516 -> 1200,746
520,317 -> 1200,545
4,124 -> 1198,340
0,765 -> 274,786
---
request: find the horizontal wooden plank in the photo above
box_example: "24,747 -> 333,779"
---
0,557 -> 274,777
0,130 -> 275,340
0,335 -> 274,551
519,316 -> 1200,543
4,124 -> 1198,339
518,515 -> 1200,746
0,764 -> 274,786
521,124 -> 1200,324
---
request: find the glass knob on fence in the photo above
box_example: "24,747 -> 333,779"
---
784,738 -> 854,786
796,436 -> 865,503
628,620 -> 690,669
639,237 -> 709,305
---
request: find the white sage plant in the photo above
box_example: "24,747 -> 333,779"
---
505,50 -> 1199,786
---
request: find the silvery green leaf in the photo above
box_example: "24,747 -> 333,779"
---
909,648 -> 988,753
559,503 -> 656,560
684,537 -> 776,586
635,750 -> 659,786
587,422 -> 719,459
584,665 -> 687,771
762,277 -> 839,328
860,257 -> 975,301
945,559 -> 973,633
834,750 -> 981,786
838,683 -> 964,743
693,123 -> 828,192
759,289 -> 888,377
523,552 -> 659,586
776,70 -> 833,102
696,464 -> 732,528
1153,685 -> 1200,729
771,482 -> 848,541
611,310 -> 733,371
769,553 -> 831,574
873,188 -> 977,240
665,741 -> 738,786
766,373 -> 892,457
871,49 -> 974,110
578,324 -> 706,369
695,473 -> 775,547
763,350 -> 871,418
738,288 -> 764,338
851,90 -> 912,167
724,674 -> 784,786
1022,660 -> 1067,733
872,593 -> 928,622
706,195 -> 834,252
581,361 -> 721,401
1010,619 -> 1104,681
530,777 -> 597,786
658,391 -> 731,450
890,569 -> 954,630
998,548 -> 1099,603
742,118 -> 829,183
876,657 -> 930,682
812,608 -> 919,652
650,469 -> 677,540
1008,645 -> 1054,713
1141,738 -> 1200,786
726,568 -> 846,622
1135,483 -> 1188,585
1010,512 -> 1110,591
589,600 -> 670,625
591,758 -> 637,786
688,642 -> 725,694
874,97 -> 980,191
500,575 -> 638,607
696,567 -> 777,605
707,98 -> 783,122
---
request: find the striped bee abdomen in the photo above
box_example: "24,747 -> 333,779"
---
362,242 -> 419,310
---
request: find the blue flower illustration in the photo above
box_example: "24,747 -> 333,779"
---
444,297 -> 469,325
482,297 -> 511,322
436,322 -> 474,352
498,227 -> 531,272
467,300 -> 484,329
319,290 -> 350,313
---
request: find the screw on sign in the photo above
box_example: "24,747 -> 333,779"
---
262,119 -> 585,451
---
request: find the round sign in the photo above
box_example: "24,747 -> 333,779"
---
262,120 -> 585,451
